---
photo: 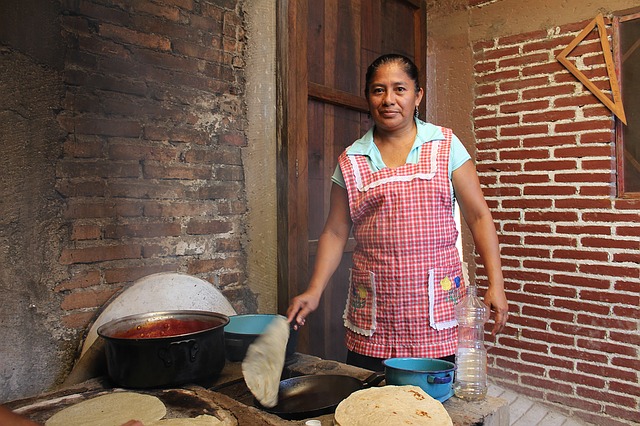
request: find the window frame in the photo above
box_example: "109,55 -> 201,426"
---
614,8 -> 640,198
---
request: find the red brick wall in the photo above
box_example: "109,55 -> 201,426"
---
55,0 -> 254,330
473,17 -> 640,425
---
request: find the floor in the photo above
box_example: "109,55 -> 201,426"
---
488,382 -> 590,426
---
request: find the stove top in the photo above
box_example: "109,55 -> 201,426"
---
210,362 -> 320,421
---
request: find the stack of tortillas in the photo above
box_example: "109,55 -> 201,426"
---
45,391 -> 232,425
241,315 -> 290,408
334,385 -> 453,426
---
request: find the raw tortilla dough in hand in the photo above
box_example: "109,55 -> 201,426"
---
241,315 -> 290,408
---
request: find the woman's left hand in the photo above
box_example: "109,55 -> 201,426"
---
483,286 -> 509,335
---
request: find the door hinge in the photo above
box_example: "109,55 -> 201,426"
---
295,158 -> 299,178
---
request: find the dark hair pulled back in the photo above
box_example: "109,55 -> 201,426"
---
364,53 -> 420,97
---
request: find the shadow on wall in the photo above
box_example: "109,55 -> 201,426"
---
0,0 -> 70,402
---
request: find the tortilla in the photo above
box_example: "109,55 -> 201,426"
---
45,391 -> 166,426
149,414 -> 225,425
241,315 -> 289,408
334,385 -> 453,426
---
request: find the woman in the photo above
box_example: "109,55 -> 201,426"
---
286,53 -> 508,371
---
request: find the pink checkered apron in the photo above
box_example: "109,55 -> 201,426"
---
338,127 -> 465,359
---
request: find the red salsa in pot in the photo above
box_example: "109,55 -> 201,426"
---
112,318 -> 214,339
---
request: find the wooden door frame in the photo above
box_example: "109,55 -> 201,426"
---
276,0 -> 308,317
413,0 -> 427,117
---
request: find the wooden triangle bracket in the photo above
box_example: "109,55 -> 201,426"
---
556,13 -> 627,125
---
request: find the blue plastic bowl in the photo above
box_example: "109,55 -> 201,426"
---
225,314 -> 278,335
383,357 -> 455,402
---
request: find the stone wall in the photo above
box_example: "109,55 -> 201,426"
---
0,0 -> 256,401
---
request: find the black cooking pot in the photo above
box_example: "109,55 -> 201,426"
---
224,314 -> 298,362
97,310 -> 229,388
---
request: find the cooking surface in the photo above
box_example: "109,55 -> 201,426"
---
215,354 -> 510,425
7,353 -> 509,425
211,376 -> 257,407
10,384 -> 238,425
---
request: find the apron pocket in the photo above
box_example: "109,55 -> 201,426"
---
428,266 -> 465,330
343,268 -> 377,336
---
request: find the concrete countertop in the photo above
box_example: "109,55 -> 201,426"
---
7,353 -> 508,426
276,353 -> 509,426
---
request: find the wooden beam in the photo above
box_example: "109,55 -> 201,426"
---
308,82 -> 369,113
276,0 -> 309,315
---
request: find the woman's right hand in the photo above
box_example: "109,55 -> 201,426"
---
286,291 -> 322,330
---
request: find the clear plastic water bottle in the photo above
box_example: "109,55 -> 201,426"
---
453,284 -> 490,400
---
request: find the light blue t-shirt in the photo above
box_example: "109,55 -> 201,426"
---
332,120 -> 472,195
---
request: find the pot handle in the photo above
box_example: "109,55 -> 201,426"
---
225,338 -> 245,348
157,339 -> 199,367
362,371 -> 386,387
427,373 -> 452,385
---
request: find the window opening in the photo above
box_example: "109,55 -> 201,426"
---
614,9 -> 640,197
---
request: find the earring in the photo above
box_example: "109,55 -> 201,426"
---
414,107 -> 419,118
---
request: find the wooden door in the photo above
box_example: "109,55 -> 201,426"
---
278,0 -> 426,362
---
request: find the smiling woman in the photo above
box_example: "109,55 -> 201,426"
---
365,58 -> 424,146
287,53 -> 508,373
366,59 -> 424,168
